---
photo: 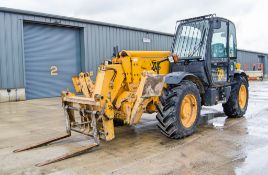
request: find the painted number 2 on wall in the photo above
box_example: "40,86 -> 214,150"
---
50,66 -> 58,76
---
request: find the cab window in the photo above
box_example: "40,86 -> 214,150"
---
211,21 -> 228,58
229,23 -> 237,57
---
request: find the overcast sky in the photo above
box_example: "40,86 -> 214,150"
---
1,0 -> 267,53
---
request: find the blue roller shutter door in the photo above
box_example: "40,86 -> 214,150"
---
24,23 -> 81,99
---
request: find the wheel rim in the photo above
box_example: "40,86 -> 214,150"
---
239,84 -> 247,109
180,94 -> 198,128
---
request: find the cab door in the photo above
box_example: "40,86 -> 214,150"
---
210,20 -> 229,85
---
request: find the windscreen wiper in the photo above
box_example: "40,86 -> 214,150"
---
187,28 -> 207,57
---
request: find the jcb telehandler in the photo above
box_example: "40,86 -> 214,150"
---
14,14 -> 248,166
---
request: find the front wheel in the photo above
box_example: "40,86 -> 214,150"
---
223,75 -> 249,118
156,80 -> 201,139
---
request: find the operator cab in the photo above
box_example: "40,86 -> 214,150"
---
171,14 -> 237,88
158,14 -> 248,140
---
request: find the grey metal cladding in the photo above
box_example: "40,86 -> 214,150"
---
237,50 -> 267,71
0,9 -> 173,88
0,12 -> 25,89
79,24 -> 173,75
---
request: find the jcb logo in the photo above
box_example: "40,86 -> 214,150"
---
216,68 -> 224,81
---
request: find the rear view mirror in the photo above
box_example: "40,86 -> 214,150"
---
212,19 -> 221,29
221,32 -> 226,37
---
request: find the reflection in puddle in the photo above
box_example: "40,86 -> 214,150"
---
199,112 -> 227,129
235,145 -> 268,175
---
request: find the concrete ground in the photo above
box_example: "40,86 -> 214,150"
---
1,81 -> 268,175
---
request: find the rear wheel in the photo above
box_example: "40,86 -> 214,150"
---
156,80 -> 201,139
223,75 -> 248,118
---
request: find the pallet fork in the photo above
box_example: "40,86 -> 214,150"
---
13,95 -> 100,167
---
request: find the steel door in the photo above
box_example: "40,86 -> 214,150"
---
24,23 -> 81,99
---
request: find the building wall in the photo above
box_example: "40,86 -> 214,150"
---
0,8 -> 174,90
1,8 -> 268,102
0,12 -> 24,89
81,24 -> 173,76
265,58 -> 268,76
237,50 -> 268,76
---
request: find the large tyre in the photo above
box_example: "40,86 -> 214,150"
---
223,75 -> 248,118
156,80 -> 201,139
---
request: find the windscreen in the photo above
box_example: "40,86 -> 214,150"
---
172,20 -> 209,59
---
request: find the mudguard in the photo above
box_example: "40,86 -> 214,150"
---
164,72 -> 197,84
234,70 -> 248,82
164,72 -> 204,93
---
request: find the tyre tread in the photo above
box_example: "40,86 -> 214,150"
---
156,80 -> 201,139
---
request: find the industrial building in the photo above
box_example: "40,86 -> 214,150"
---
0,7 -> 267,102
237,49 -> 268,75
0,7 -> 173,101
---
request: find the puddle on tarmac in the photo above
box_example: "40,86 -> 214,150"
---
139,110 -> 229,130
235,145 -> 268,175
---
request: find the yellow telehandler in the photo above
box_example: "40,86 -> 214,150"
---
14,14 -> 249,166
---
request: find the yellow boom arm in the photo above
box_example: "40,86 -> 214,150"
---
63,50 -> 170,141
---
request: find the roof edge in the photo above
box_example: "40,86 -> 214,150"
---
0,7 -> 174,36
238,49 -> 268,56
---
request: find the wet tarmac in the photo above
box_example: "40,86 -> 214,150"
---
0,81 -> 268,175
